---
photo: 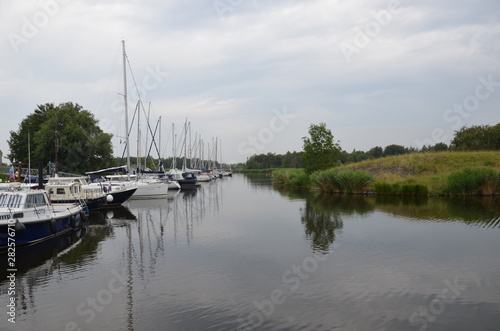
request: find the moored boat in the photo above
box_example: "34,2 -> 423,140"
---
46,180 -> 106,210
106,174 -> 170,199
0,187 -> 83,250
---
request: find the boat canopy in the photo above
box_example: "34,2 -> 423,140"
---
85,166 -> 128,176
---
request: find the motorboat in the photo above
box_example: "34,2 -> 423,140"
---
0,186 -> 84,250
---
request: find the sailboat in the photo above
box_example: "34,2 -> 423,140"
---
167,120 -> 199,189
114,40 -> 172,199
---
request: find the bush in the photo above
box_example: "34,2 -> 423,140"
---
445,168 -> 500,195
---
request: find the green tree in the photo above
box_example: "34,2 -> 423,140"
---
301,123 -> 341,174
383,144 -> 407,156
367,146 -> 383,158
451,124 -> 500,151
8,102 -> 113,174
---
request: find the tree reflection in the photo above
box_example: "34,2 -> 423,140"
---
300,194 -> 375,253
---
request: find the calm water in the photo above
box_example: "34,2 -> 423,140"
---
1,173 -> 500,331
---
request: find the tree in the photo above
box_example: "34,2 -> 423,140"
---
301,123 -> 341,174
367,146 -> 383,158
451,124 -> 500,151
383,144 -> 406,156
8,102 -> 113,174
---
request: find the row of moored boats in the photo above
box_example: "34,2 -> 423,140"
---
0,166 -> 232,251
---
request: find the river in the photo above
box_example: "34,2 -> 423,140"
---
1,173 -> 499,330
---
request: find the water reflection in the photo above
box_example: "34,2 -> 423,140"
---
0,212 -> 115,322
0,227 -> 87,284
3,174 -> 498,331
300,195 -> 343,253
375,196 -> 500,228
271,180 -> 500,230
300,194 -> 380,252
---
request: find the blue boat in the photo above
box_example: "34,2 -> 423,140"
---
0,186 -> 84,251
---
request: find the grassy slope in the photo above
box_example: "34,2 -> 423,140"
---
338,151 -> 500,194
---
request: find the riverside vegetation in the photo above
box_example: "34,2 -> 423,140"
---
272,151 -> 500,196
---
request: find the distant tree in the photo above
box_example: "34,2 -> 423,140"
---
383,144 -> 407,156
301,123 -> 341,174
451,124 -> 500,151
432,142 -> 449,152
282,151 -> 303,168
367,146 -> 383,158
8,102 -> 113,174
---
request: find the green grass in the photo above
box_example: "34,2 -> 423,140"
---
269,151 -> 500,196
340,151 -> 500,195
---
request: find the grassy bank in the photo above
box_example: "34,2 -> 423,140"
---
273,151 -> 500,196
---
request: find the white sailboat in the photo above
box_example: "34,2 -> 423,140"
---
119,40 -> 171,199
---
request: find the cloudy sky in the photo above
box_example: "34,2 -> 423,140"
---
0,0 -> 499,164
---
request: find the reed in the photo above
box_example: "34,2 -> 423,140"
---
272,169 -> 310,188
311,169 -> 373,194
444,167 -> 500,196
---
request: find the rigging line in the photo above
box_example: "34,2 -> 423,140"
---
140,103 -> 162,160
124,55 -> 164,158
145,118 -> 161,165
120,104 -> 139,162
96,42 -> 122,120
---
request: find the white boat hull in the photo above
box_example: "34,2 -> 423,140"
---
130,181 -> 169,199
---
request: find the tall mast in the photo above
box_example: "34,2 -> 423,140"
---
171,123 -> 176,170
159,116 -> 162,170
137,101 -> 141,175
122,40 -> 131,180
27,131 -> 31,180
183,119 -> 188,171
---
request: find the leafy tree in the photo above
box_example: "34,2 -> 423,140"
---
451,124 -> 500,151
383,144 -> 407,156
367,146 -> 383,158
8,102 -> 113,174
301,123 -> 341,174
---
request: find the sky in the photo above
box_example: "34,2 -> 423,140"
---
0,0 -> 499,165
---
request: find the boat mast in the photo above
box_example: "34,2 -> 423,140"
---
159,115 -> 162,171
137,101 -> 141,175
122,40 -> 131,180
28,131 -> 31,181
171,123 -> 176,170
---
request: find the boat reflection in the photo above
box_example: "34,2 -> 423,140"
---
0,226 -> 87,284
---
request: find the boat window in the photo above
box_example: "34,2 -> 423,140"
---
57,188 -> 65,194
0,194 -> 6,207
25,193 -> 47,208
4,194 -> 22,208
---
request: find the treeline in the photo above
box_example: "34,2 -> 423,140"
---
244,151 -> 303,169
243,124 -> 500,169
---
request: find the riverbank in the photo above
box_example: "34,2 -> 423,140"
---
272,151 -> 500,196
